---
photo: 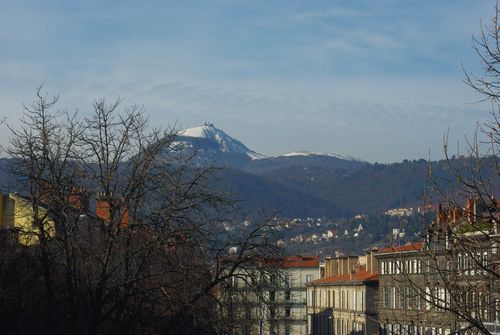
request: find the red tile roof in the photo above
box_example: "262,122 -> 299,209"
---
377,242 -> 423,254
283,256 -> 320,268
309,269 -> 378,285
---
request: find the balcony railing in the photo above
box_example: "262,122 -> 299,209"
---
483,321 -> 500,335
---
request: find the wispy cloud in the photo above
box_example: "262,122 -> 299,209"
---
0,0 -> 494,162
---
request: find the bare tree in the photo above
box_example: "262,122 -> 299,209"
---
0,87 -> 282,335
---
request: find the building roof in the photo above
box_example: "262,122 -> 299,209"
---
283,255 -> 320,268
308,269 -> 378,286
220,255 -> 320,268
376,242 -> 423,254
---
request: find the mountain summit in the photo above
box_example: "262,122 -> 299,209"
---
170,123 -> 264,167
179,123 -> 264,159
170,123 -> 368,173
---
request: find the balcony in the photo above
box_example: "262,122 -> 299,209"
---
483,321 -> 500,335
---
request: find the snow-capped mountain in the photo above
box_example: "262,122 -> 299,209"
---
280,151 -> 365,162
245,151 -> 368,175
169,123 -> 368,173
178,123 -> 264,159
170,123 -> 264,167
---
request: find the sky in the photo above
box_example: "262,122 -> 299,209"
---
0,0 -> 496,163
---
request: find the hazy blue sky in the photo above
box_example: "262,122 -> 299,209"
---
0,0 -> 495,162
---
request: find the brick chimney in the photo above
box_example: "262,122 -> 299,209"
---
436,203 -> 453,225
68,187 -> 89,211
95,193 -> 129,227
95,192 -> 111,224
366,248 -> 379,274
324,257 -> 338,277
466,196 -> 475,224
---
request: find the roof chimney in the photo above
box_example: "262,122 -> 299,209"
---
366,248 -> 379,274
68,187 -> 89,211
466,196 -> 475,224
350,268 -> 355,280
95,193 -> 129,227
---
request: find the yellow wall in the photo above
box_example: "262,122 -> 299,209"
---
0,193 -> 55,246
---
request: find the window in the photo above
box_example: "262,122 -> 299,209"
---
408,324 -> 415,335
415,291 -> 421,310
425,287 -> 431,310
382,287 -> 388,308
382,323 -> 388,335
406,286 -> 413,309
481,251 -> 490,274
230,276 -> 237,287
391,287 -> 396,309
493,299 -> 500,323
270,307 -> 276,319
306,274 -> 313,283
285,290 -> 291,301
245,307 -> 251,320
399,287 -> 405,309
435,287 -> 448,309
285,307 -> 291,318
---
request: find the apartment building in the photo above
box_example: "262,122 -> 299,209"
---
222,255 -> 320,335
375,196 -> 500,335
306,252 -> 379,335
375,241 -> 459,335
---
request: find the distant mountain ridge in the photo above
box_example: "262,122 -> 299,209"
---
170,124 -> 490,218
2,124 -> 485,219
174,123 -> 367,173
281,151 -> 364,162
